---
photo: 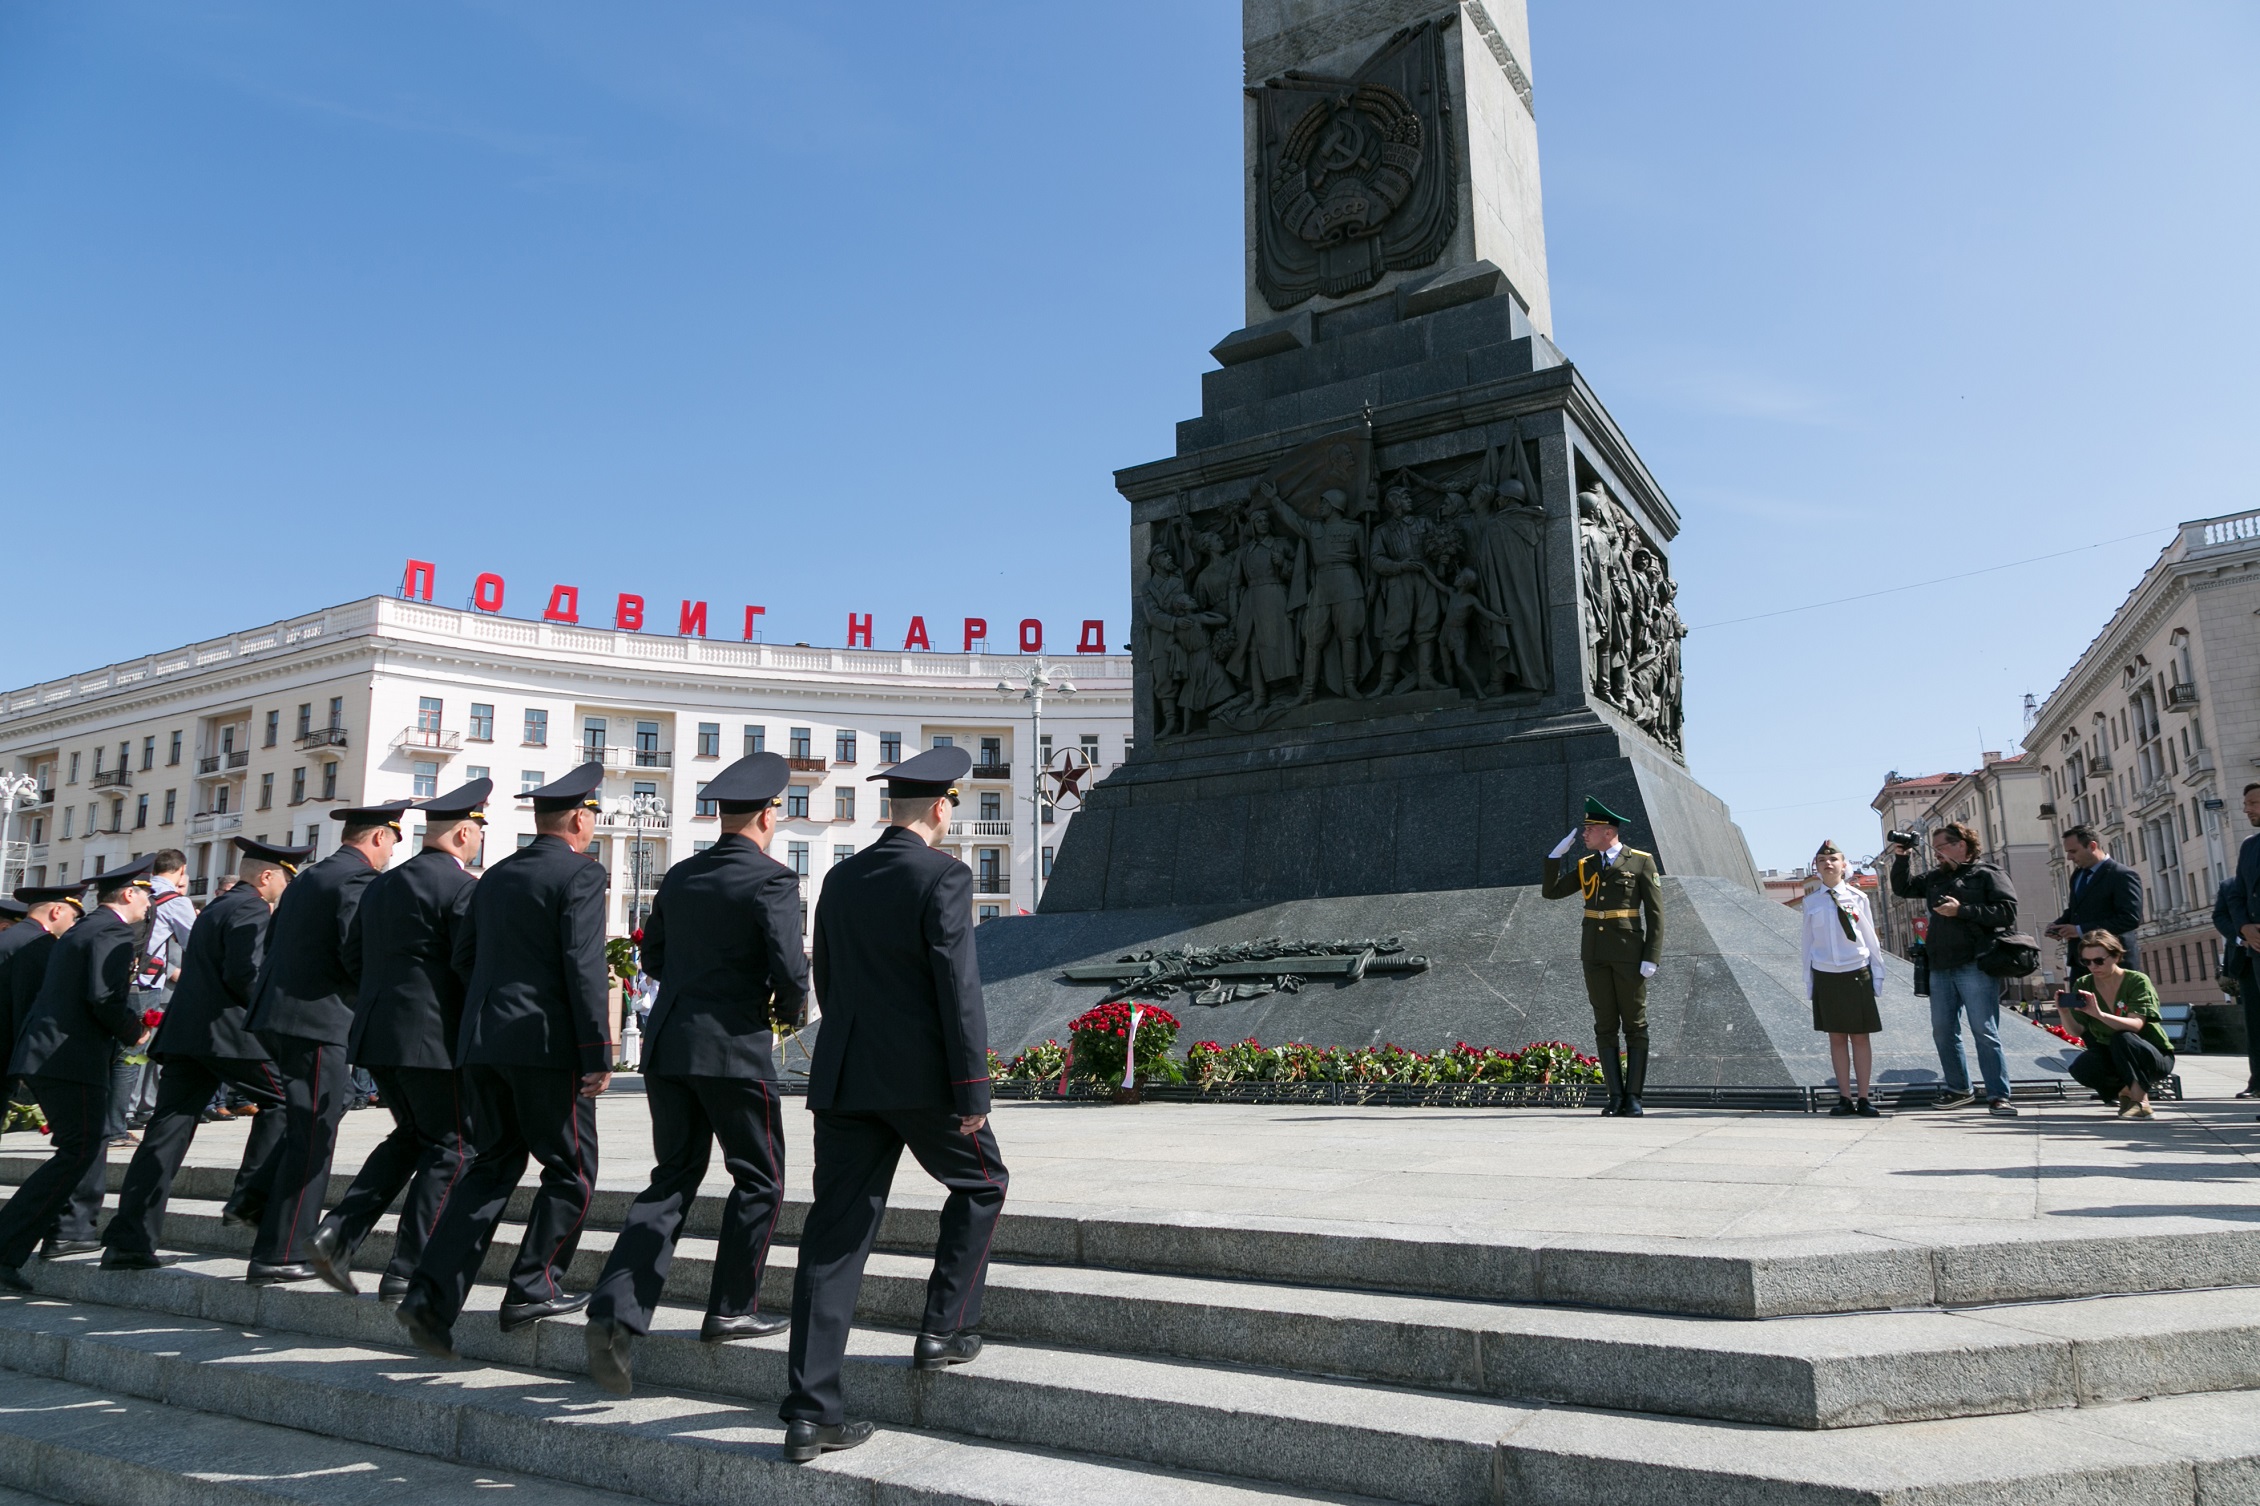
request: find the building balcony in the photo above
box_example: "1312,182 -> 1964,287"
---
968,763 -> 1011,781
226,749 -> 250,771
197,756 -> 220,775
973,876 -> 1010,895
186,877 -> 208,897
35,788 -> 54,806
89,768 -> 131,791
28,843 -> 48,864
596,812 -> 671,834
186,811 -> 244,840
785,756 -> 827,772
297,726 -> 349,751
2087,755 -> 2113,775
394,727 -> 464,756
629,749 -> 672,769
945,820 -> 1013,837
2182,750 -> 2217,786
2167,682 -> 2200,711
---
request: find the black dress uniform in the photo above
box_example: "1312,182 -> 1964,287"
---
587,754 -> 806,1384
0,860 -> 156,1281
312,780 -> 489,1297
782,746 -> 1007,1439
397,763 -> 611,1351
1541,796 -> 1666,1116
102,840 -> 309,1266
2,888 -> 82,1102
242,803 -> 409,1276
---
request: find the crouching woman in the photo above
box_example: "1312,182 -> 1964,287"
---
2063,930 -> 2174,1119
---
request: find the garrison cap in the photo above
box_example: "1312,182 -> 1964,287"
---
14,883 -> 89,910
233,835 -> 317,874
870,744 -> 971,802
1814,838 -> 1844,859
1581,796 -> 1629,828
328,799 -> 417,832
702,752 -> 790,814
92,854 -> 159,897
521,761 -> 606,815
417,777 -> 494,822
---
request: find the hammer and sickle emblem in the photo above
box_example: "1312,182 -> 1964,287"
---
1314,106 -> 1373,175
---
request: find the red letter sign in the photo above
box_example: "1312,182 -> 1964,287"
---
1018,618 -> 1043,653
615,594 -> 645,631
1076,620 -> 1107,654
472,574 -> 505,613
903,616 -> 931,651
678,600 -> 708,638
402,559 -> 436,601
846,613 -> 873,648
742,604 -> 764,641
962,617 -> 988,652
542,585 -> 580,624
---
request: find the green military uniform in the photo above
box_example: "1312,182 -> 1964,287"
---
1541,797 -> 1664,1115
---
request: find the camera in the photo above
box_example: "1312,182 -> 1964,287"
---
1886,829 -> 1919,850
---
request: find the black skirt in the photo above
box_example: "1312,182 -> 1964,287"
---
1812,968 -> 1882,1034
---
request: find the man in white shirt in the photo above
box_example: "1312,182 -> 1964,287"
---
117,849 -> 198,1137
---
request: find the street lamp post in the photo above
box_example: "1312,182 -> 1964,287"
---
998,661 -> 1075,911
0,772 -> 38,895
625,791 -> 667,932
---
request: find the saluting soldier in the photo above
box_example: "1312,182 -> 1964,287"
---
304,778 -> 491,1299
241,801 -> 408,1283
3,885 -> 87,1105
101,838 -> 310,1269
585,751 -> 807,1396
1541,797 -> 1665,1117
395,762 -> 612,1360
780,745 -> 1007,1466
0,859 -> 157,1288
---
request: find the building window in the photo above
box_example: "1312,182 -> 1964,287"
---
524,709 -> 548,746
1043,845 -> 1055,879
790,728 -> 812,761
93,854 -> 106,877
932,735 -> 953,748
465,765 -> 489,783
320,763 -> 337,800
695,782 -> 717,818
879,731 -> 901,764
980,736 -> 1001,769
833,843 -> 855,865
467,831 -> 485,869
787,841 -> 809,876
220,725 -> 236,755
697,722 -> 720,758
1041,794 -> 1055,825
786,786 -> 810,819
417,697 -> 444,735
60,807 -> 72,839
67,752 -> 79,784
413,761 -> 439,799
258,775 -> 273,811
29,817 -> 40,844
978,905 -> 1001,923
328,696 -> 343,729
522,770 -> 545,792
161,790 -> 176,825
135,794 -> 149,829
835,730 -> 856,763
469,704 -> 494,741
979,792 -> 1001,822
291,767 -> 306,805
296,703 -> 312,739
518,833 -> 537,850
743,725 -> 765,755
1123,738 -> 1135,759
584,717 -> 607,757
141,736 -> 156,770
213,786 -> 230,815
693,840 -> 715,854
1081,733 -> 1100,760
264,711 -> 279,748
165,731 -> 181,765
879,789 -> 892,819
835,787 -> 855,820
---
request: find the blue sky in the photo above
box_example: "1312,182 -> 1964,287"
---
3,2 -> 2255,869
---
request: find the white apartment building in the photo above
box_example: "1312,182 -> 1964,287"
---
0,595 -> 1133,940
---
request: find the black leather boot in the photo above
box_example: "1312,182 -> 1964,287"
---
1597,1043 -> 1623,1116
1624,1040 -> 1649,1117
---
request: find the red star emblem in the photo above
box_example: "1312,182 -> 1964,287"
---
1045,752 -> 1094,810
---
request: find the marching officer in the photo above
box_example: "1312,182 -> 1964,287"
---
780,745 -> 1007,1465
395,762 -> 612,1360
585,751 -> 807,1397
308,779 -> 489,1299
241,801 -> 410,1283
102,838 -> 310,1269
1542,796 -> 1665,1116
0,858 -> 157,1288
3,885 -> 87,1103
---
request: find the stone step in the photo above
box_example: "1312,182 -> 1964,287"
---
0,1366 -> 645,1506
0,1289 -> 1374,1506
15,1150 -> 2260,1319
8,1282 -> 2260,1506
82,1198 -> 2260,1431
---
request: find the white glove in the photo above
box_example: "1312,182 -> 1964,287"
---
1548,831 -> 1578,859
1639,961 -> 1657,979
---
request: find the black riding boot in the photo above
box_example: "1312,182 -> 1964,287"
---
1623,1040 -> 1649,1117
1596,1041 -> 1623,1116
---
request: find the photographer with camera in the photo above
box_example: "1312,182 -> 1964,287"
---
1889,821 -> 2020,1115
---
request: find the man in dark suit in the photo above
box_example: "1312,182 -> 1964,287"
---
2225,784 -> 2260,1104
100,840 -> 309,1269
2045,824 -> 2144,976
241,801 -> 409,1283
395,763 -> 612,1359
0,859 -> 156,1288
307,780 -> 489,1299
779,745 -> 1006,1465
585,752 -> 806,1396
3,886 -> 85,1103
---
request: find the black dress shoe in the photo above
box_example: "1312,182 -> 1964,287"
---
38,1238 -> 101,1259
1829,1095 -> 1857,1116
307,1223 -> 358,1296
782,1418 -> 874,1463
701,1311 -> 790,1343
100,1249 -> 164,1271
912,1330 -> 983,1371
220,1203 -> 264,1231
377,1274 -> 411,1302
1621,1098 -> 1645,1118
0,1265 -> 30,1293
395,1289 -> 457,1361
1855,1098 -> 1884,1118
585,1316 -> 634,1397
245,1262 -> 317,1286
498,1291 -> 588,1333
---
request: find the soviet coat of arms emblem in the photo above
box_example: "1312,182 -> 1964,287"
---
1253,19 -> 1458,309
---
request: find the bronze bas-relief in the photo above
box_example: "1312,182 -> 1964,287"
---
1578,485 -> 1686,754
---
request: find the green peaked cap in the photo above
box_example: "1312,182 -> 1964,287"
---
1582,796 -> 1629,827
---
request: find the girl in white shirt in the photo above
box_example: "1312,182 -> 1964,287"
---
1803,840 -> 1888,1116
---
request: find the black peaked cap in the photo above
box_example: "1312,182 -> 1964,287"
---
869,744 -> 972,799
704,752 -> 790,813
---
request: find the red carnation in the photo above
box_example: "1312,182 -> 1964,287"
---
141,1008 -> 164,1028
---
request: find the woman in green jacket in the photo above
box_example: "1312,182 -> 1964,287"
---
2063,930 -> 2174,1119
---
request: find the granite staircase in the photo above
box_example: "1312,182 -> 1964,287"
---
5,1153 -> 2260,1505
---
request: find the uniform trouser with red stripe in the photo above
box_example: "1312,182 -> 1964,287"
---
782,1108 -> 1008,1426
589,1072 -> 783,1335
0,1076 -> 108,1269
406,1064 -> 597,1324
252,1033 -> 351,1266
319,1066 -> 465,1282
103,1055 -> 287,1256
